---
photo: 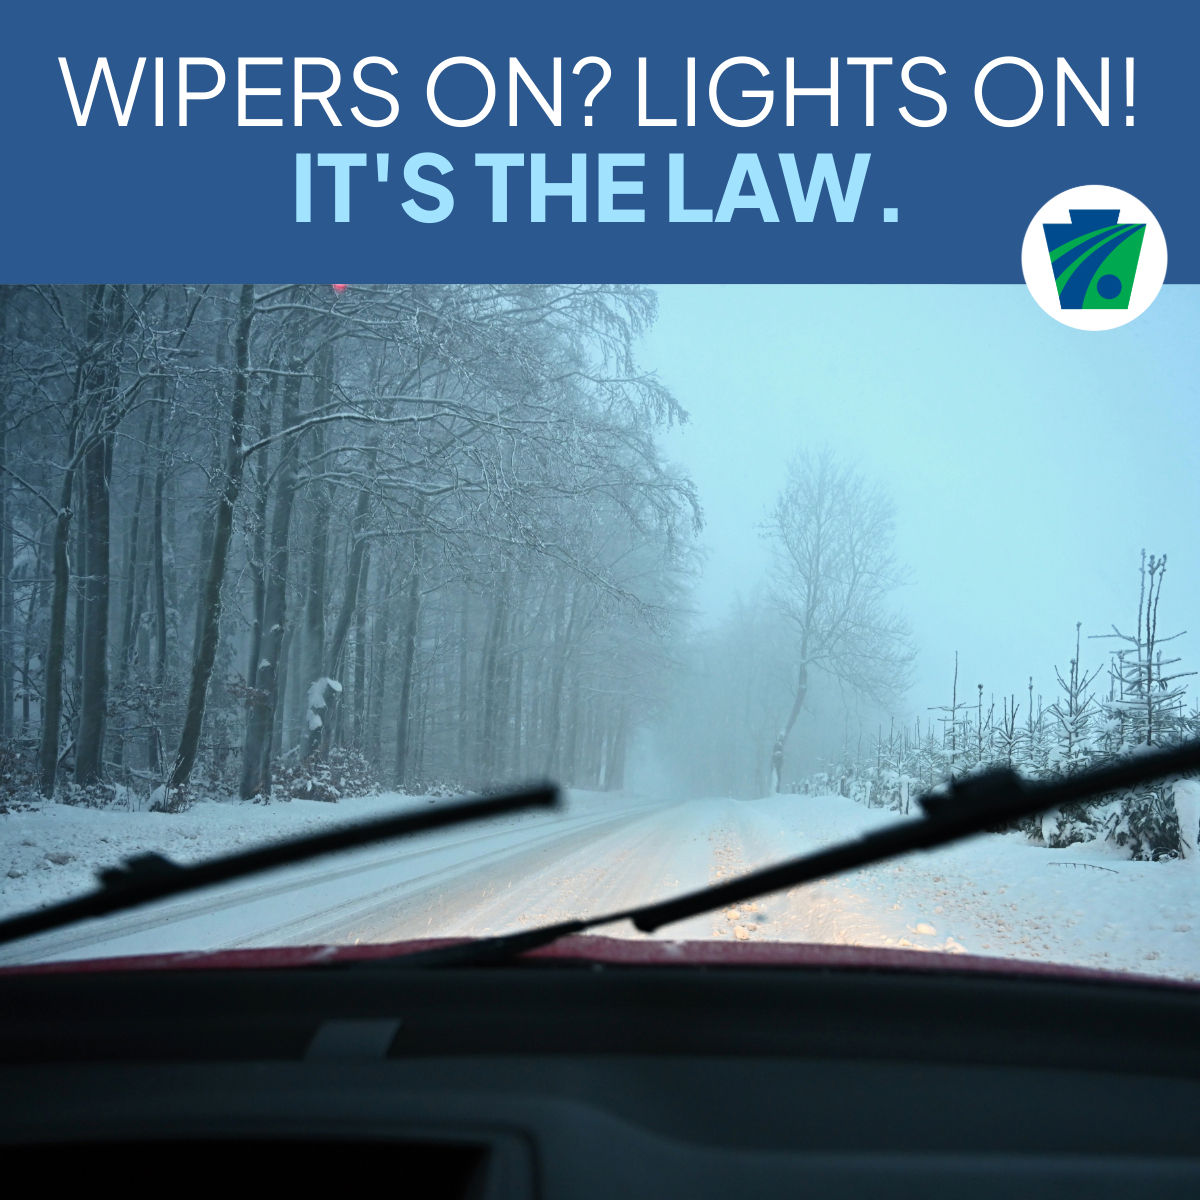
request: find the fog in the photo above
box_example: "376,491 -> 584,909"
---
640,285 -> 1200,745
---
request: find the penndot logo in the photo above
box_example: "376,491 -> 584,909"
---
1022,185 -> 1167,330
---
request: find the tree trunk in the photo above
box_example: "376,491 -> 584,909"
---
190,327 -> 228,656
77,280 -> 124,787
0,410 -> 9,741
606,706 -> 629,792
352,551 -> 369,749
149,408 -> 169,775
542,582 -> 575,779
325,461 -> 375,681
772,661 -> 809,793
245,361 -> 281,690
74,430 -> 113,786
39,466 -> 77,796
562,671 -> 581,786
273,625 -> 293,759
300,354 -> 332,758
72,480 -> 85,716
239,361 -> 301,799
112,414 -> 151,772
511,621 -> 525,774
457,592 -> 470,774
366,566 -> 392,767
394,540 -> 423,788
169,283 -> 255,788
479,572 -> 509,784
22,532 -> 46,737
0,295 -> 10,740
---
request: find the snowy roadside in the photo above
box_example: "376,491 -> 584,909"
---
0,787 -> 616,923
727,792 -> 1200,981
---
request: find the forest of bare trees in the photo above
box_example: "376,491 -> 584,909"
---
0,284 -> 698,806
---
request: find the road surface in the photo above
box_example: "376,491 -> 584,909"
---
3,788 -> 1198,980
0,792 -> 880,965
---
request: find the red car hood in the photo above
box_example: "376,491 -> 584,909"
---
2,935 -> 1196,989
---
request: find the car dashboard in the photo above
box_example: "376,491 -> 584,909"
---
2,945 -> 1199,1198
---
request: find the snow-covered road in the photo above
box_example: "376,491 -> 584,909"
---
3,788 -> 1199,980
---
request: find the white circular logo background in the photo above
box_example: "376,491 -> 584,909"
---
1021,185 -> 1167,330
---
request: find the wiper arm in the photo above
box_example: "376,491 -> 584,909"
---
0,784 -> 558,948
389,739 -> 1200,968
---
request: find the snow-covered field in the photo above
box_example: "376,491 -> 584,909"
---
2,787 -> 1198,981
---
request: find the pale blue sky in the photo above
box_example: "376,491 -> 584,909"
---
641,285 -> 1200,719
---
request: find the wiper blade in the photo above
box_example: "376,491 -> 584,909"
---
387,739 -> 1200,968
0,784 -> 558,948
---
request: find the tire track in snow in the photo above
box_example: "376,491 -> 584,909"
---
302,801 -> 718,947
227,806 -> 670,948
702,799 -> 920,949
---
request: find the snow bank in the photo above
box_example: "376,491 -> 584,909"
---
0,785 -> 622,926
736,791 -> 1200,981
0,790 -> 455,921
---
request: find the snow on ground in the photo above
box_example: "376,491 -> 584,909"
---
1,786 -> 1198,981
0,788 -> 660,964
715,794 -> 1200,981
1,789 -> 504,917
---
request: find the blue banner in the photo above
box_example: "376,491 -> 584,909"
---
1,0 -> 1195,282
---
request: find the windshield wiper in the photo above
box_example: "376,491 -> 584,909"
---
387,739 -> 1200,968
0,784 -> 558,948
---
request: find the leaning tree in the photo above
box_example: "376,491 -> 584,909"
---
763,449 -> 914,792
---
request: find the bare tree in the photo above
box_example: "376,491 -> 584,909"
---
763,449 -> 913,792
169,283 -> 255,789
1093,550 -> 1195,750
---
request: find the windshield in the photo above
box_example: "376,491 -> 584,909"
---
1,282 -> 1197,981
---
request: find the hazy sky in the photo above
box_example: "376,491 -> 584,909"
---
640,285 -> 1200,721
